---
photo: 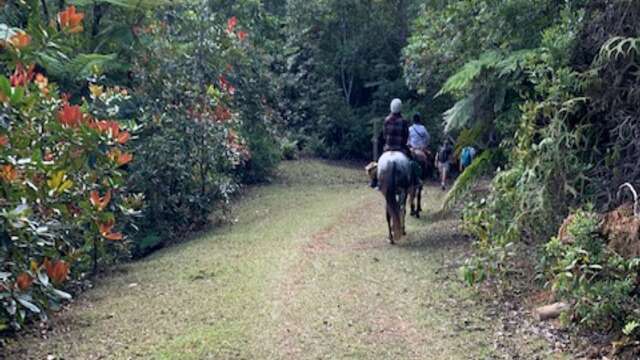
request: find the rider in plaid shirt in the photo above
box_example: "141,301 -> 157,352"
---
383,112 -> 409,152
370,99 -> 409,188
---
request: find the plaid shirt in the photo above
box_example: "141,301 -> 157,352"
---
383,113 -> 409,152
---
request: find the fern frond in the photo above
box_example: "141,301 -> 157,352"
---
443,93 -> 476,133
438,49 -> 537,98
596,36 -> 639,64
442,149 -> 494,211
496,49 -> 537,78
437,51 -> 500,97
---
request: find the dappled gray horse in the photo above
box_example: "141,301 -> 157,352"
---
377,151 -> 412,244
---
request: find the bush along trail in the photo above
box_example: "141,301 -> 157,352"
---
3,160 -> 558,359
0,1 -> 278,336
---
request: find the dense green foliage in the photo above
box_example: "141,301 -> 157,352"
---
0,0 -> 283,332
279,0 -> 421,159
544,210 -> 640,335
403,0 -> 640,347
0,2 -> 142,330
128,3 -> 250,251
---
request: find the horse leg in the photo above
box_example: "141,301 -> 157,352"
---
408,186 -> 416,217
416,186 -> 422,218
386,207 -> 394,244
391,196 -> 403,241
401,191 -> 408,236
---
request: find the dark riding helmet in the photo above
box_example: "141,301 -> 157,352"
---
413,112 -> 422,123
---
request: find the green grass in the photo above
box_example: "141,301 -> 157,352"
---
4,160 -> 551,359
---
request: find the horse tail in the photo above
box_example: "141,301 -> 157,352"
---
384,161 -> 401,238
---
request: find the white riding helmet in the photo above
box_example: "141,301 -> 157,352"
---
390,98 -> 402,114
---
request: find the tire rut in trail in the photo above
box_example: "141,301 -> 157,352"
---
272,193 -> 432,359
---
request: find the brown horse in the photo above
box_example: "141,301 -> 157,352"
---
408,149 -> 433,219
408,181 -> 423,219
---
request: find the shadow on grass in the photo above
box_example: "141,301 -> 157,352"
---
397,210 -> 470,253
412,209 -> 457,225
398,231 -> 469,252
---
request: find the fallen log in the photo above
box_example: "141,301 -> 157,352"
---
535,302 -> 570,321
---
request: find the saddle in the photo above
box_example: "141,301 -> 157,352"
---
409,148 -> 431,180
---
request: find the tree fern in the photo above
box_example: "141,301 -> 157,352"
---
496,49 -> 538,78
443,93 -> 476,133
439,49 -> 537,135
439,49 -> 537,97
437,51 -> 500,97
442,149 -> 495,211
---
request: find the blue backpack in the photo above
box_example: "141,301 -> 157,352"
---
460,147 -> 476,168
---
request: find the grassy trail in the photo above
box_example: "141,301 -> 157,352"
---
4,160 -> 548,359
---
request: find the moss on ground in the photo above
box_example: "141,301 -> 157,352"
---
4,160 -> 552,359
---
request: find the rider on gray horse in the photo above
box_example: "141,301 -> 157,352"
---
370,99 -> 409,188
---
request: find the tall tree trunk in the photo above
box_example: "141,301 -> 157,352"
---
397,0 -> 407,44
340,59 -> 353,106
339,16 -> 353,106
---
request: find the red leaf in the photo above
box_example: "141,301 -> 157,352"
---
227,16 -> 238,33
57,103 -> 84,128
58,6 -> 85,33
16,273 -> 33,291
